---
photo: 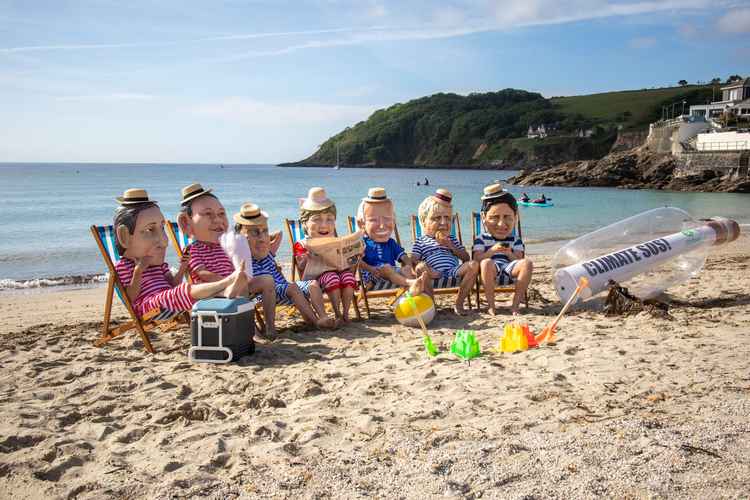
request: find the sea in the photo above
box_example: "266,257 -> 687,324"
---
1,163 -> 748,291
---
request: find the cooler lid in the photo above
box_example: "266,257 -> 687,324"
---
192,297 -> 252,314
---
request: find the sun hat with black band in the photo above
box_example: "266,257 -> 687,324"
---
362,187 -> 391,203
233,203 -> 269,226
116,188 -> 157,206
180,183 -> 213,206
432,188 -> 453,206
481,182 -> 508,201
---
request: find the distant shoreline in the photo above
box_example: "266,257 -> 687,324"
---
276,162 -> 520,171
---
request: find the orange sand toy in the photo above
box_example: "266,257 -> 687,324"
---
535,276 -> 590,344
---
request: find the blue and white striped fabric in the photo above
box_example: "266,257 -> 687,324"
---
433,275 -> 461,288
286,219 -> 307,244
275,280 -> 313,305
169,221 -> 193,253
412,235 -> 462,279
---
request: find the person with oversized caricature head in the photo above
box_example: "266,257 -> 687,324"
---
472,183 -> 533,316
293,187 -> 356,324
112,189 -> 246,318
356,187 -> 426,295
412,189 -> 479,315
234,202 -> 336,330
178,183 -> 277,338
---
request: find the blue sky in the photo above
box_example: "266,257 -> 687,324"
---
1,0 -> 748,163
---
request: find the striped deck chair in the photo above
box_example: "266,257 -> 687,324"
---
164,220 -> 269,330
90,224 -> 186,354
347,215 -> 406,319
284,218 -> 362,320
409,212 -> 473,309
471,211 -> 528,308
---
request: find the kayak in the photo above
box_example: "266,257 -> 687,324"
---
519,201 -> 554,207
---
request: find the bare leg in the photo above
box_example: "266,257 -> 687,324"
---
248,275 -> 276,337
454,260 -> 479,316
307,282 -> 336,329
286,283 -> 317,325
189,263 -> 246,300
415,262 -> 437,298
341,286 -> 354,323
480,258 -> 498,315
510,258 -> 533,315
327,288 -> 343,322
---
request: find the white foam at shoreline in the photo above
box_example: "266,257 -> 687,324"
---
0,274 -> 108,291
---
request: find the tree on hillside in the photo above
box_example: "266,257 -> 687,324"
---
678,80 -> 688,86
710,77 -> 721,84
727,75 -> 743,83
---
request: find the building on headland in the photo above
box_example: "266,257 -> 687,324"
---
527,124 -> 548,139
689,78 -> 750,121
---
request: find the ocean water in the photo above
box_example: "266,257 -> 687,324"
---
1,163 -> 748,289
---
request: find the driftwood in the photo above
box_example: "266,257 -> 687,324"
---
603,280 -> 671,319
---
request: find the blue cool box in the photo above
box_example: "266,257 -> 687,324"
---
190,297 -> 256,363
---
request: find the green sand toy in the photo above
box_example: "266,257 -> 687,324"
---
404,292 -> 438,357
450,330 -> 481,361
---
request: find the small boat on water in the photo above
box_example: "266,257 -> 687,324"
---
334,142 -> 341,170
519,200 -> 554,207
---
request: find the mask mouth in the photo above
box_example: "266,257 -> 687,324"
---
316,229 -> 331,236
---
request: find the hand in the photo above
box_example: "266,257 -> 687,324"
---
435,233 -> 453,249
371,266 -> 385,278
492,243 -> 511,255
178,253 -> 190,276
270,231 -> 282,247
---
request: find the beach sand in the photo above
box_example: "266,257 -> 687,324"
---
1,238 -> 749,499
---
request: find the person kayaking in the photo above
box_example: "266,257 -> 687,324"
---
531,194 -> 547,204
520,192 -> 530,203
424,177 -> 430,186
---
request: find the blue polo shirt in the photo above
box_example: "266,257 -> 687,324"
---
362,236 -> 406,267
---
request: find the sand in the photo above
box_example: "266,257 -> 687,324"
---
1,238 -> 749,499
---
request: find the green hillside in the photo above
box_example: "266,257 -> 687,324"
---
552,85 -> 713,130
290,84 -> 716,168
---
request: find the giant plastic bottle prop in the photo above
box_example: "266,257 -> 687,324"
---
553,207 -> 740,303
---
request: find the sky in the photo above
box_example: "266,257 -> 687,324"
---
0,0 -> 748,164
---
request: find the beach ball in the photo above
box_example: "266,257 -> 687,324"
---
393,293 -> 435,328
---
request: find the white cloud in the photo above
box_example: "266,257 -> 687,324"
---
629,36 -> 657,48
190,97 -> 379,126
717,8 -> 750,34
55,93 -> 156,102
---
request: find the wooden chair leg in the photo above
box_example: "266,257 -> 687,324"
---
361,288 -> 371,319
98,275 -> 115,345
352,293 -> 362,321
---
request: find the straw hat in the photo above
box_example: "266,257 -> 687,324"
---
300,187 -> 334,211
481,182 -> 507,201
432,188 -> 453,206
180,183 -> 213,205
116,188 -> 156,205
362,187 -> 390,203
233,203 -> 268,226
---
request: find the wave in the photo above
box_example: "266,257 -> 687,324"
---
0,273 -> 108,291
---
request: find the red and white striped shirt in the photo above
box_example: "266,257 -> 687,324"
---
186,240 -> 235,282
114,258 -> 172,315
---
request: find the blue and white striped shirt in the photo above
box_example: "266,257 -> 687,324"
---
412,235 -> 462,273
252,254 -> 287,286
472,232 -> 525,266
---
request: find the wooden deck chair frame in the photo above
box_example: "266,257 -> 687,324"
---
164,220 -> 270,331
409,212 -> 474,310
283,218 -> 362,321
90,225 -> 186,354
346,215 -> 406,319
471,211 -> 528,309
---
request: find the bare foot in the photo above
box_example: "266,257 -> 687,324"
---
453,305 -> 467,316
487,307 -> 497,316
511,308 -> 521,316
341,314 -> 351,324
407,273 -> 427,296
316,317 -> 336,329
